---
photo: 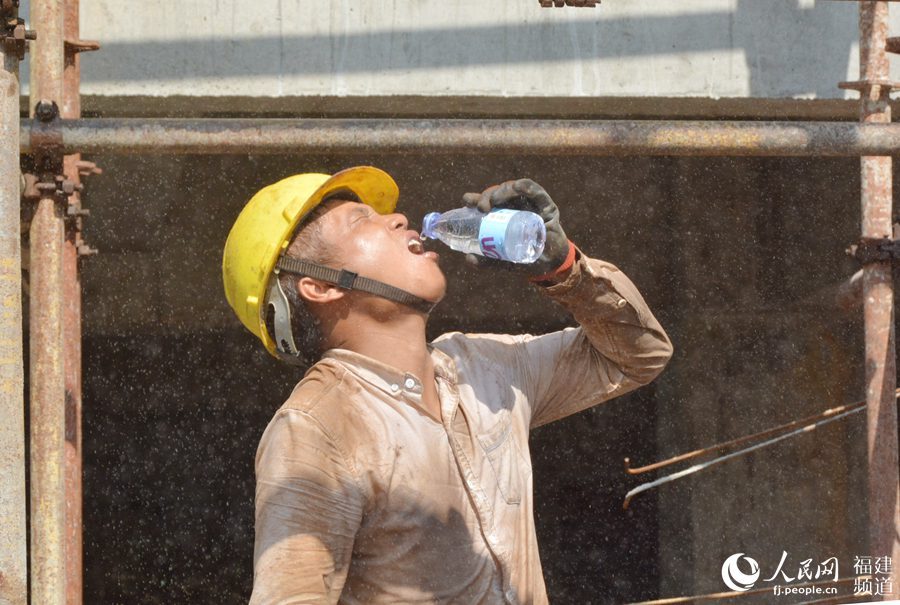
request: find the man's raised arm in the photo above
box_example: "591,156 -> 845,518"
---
521,248 -> 673,427
460,179 -> 673,428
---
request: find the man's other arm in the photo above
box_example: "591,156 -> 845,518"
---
250,409 -> 364,604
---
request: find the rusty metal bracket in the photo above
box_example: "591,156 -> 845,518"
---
2,0 -> 36,62
63,38 -> 99,55
23,101 -> 89,227
887,36 -> 900,55
538,0 -> 599,6
21,173 -> 82,201
847,236 -> 900,264
25,98 -> 101,259
22,169 -> 98,257
74,160 -> 101,177
838,79 -> 900,94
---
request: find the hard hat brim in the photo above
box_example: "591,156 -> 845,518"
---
304,166 -> 399,218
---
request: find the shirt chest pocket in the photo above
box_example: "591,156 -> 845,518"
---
477,412 -> 522,505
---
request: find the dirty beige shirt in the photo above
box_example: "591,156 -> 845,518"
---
250,251 -> 673,605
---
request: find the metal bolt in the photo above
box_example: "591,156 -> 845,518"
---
0,0 -> 18,18
34,100 -> 59,123
66,206 -> 90,218
76,244 -> 98,257
55,178 -> 78,195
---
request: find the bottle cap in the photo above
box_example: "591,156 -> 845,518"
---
421,212 -> 441,239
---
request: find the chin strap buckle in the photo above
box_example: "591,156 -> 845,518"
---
336,270 -> 358,290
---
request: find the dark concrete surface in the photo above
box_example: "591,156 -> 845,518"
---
76,153 -> 869,603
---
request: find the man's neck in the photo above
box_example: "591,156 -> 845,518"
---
327,311 -> 434,384
318,302 -> 443,421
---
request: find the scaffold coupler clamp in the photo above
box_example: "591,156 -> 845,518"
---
846,235 -> 900,265
1,0 -> 36,61
23,100 -> 99,256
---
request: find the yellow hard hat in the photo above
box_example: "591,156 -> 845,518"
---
222,166 -> 399,358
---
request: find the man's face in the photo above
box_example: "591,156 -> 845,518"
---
316,199 -> 447,305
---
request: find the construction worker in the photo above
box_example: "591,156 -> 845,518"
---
222,166 -> 673,604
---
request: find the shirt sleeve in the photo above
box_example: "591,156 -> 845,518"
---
520,247 -> 674,428
250,409 -> 365,605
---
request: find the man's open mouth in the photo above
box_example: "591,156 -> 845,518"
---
407,235 -> 425,255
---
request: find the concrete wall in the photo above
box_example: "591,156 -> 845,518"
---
73,153 -> 870,602
14,0 -> 900,109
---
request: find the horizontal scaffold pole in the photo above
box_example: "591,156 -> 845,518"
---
18,118 -> 900,157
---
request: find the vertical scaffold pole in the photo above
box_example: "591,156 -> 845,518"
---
0,1 -> 27,603
61,0 -> 85,601
858,1 -> 900,596
28,0 -> 66,604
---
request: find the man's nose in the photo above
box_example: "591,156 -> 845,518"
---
387,213 -> 408,230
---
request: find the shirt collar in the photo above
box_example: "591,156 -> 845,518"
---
429,345 -> 458,383
323,348 -> 425,398
322,346 -> 459,399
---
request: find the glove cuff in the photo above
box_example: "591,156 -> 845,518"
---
528,240 -> 577,284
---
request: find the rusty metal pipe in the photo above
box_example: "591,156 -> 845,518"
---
622,405 -> 866,510
0,2 -> 27,604
28,195 -> 66,605
30,0 -> 63,105
624,393 -> 884,475
17,118 -> 900,156
61,0 -> 83,601
62,0 -> 84,602
858,1 -> 900,595
29,1 -> 67,604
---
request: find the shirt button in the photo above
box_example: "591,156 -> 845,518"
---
404,377 -> 416,389
390,384 -> 399,393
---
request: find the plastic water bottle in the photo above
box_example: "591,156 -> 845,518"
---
420,207 -> 546,263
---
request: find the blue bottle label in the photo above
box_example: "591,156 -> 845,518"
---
478,209 -> 517,261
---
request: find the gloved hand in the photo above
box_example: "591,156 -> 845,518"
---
461,178 -> 572,278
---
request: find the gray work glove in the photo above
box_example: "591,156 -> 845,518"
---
461,179 -> 571,278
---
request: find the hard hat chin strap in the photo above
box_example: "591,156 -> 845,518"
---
268,256 -> 438,359
275,256 -> 438,315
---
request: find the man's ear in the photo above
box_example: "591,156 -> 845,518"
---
297,276 -> 345,304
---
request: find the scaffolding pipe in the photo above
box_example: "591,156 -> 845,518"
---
29,0 -> 67,604
0,2 -> 27,604
17,118 -> 900,156
61,0 -> 83,602
858,1 -> 900,596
